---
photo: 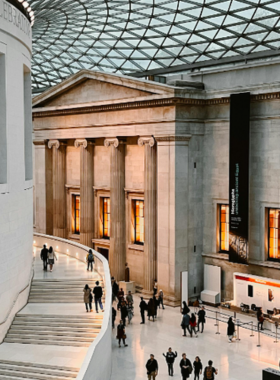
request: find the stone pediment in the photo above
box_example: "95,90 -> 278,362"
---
33,70 -> 175,108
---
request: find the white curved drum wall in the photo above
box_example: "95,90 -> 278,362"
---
0,0 -> 33,337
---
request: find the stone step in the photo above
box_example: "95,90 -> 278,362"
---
31,281 -> 102,285
4,338 -> 91,347
12,321 -> 102,328
17,314 -> 103,320
6,333 -> 95,342
9,326 -> 101,333
0,360 -> 79,373
0,364 -> 77,378
0,374 -> 74,380
8,330 -> 98,338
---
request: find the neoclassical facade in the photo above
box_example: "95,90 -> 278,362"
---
33,63 -> 280,304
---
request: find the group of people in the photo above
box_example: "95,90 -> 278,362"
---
83,281 -> 104,313
181,301 -> 206,337
40,244 -> 57,272
147,352 -> 218,380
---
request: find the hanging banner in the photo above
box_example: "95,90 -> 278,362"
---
229,92 -> 250,264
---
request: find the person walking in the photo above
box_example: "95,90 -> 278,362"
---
148,298 -> 155,321
197,306 -> 206,333
153,295 -> 158,319
83,284 -> 92,312
190,313 -> 198,337
193,357 -> 203,380
257,307 -> 264,330
203,360 -> 218,380
227,316 -> 235,342
112,307 -> 116,329
146,354 -> 158,380
126,290 -> 134,304
47,246 -> 57,272
127,301 -> 134,324
181,313 -> 191,337
153,280 -> 158,296
179,353 -> 192,380
116,320 -> 128,347
93,281 -> 104,313
181,301 -> 190,315
40,244 -> 49,271
112,278 -> 119,302
158,290 -> 165,309
140,297 -> 147,324
117,288 -> 124,301
163,348 -> 177,376
86,249 -> 94,272
120,299 -> 128,326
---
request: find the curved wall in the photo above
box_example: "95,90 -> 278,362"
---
0,0 -> 33,340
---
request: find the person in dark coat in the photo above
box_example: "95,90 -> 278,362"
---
153,295 -> 158,318
112,279 -> 119,302
112,307 -> 116,329
148,298 -> 155,321
93,281 -> 103,313
146,354 -> 158,380
227,316 -> 235,342
181,313 -> 191,336
181,301 -> 190,315
117,320 -> 128,347
140,297 -> 147,324
117,288 -> 124,301
180,353 -> 192,380
163,347 -> 177,376
83,284 -> 92,312
40,244 -> 49,271
193,356 -> 203,380
197,306 -> 206,333
120,300 -> 128,326
190,313 -> 198,337
257,307 -> 264,331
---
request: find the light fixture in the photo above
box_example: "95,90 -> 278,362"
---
29,11 -> 34,16
27,7 -> 31,11
66,249 -> 69,252
22,1 -> 29,8
56,246 -> 58,249
33,240 -> 36,244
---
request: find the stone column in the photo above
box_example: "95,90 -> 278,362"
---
138,136 -> 157,294
48,139 -> 66,238
74,139 -> 94,247
156,135 -> 191,306
104,138 -> 126,281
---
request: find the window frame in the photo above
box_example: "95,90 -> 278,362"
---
102,197 -> 110,239
134,199 -> 144,245
267,208 -> 280,262
219,204 -> 229,253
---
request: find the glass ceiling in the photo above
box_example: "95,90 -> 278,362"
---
30,0 -> 280,91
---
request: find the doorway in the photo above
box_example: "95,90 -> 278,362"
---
97,247 -> 109,260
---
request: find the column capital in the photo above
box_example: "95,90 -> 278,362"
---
137,136 -> 155,147
74,139 -> 95,149
104,137 -> 126,148
48,140 -> 60,149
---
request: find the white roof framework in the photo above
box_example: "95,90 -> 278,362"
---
30,0 -> 280,91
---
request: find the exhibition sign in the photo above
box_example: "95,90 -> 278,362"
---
229,92 -> 250,264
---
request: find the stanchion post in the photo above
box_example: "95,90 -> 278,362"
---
236,320 -> 240,341
250,321 -> 254,337
274,323 -> 278,344
216,318 -> 220,335
257,330 -> 261,347
214,311 -> 218,326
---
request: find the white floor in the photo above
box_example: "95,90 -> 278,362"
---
111,296 -> 280,380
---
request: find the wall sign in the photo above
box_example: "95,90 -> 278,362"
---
229,93 -> 250,264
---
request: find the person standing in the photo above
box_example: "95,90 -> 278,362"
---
93,281 -> 104,313
181,313 -> 191,337
47,246 -> 57,272
190,313 -> 198,337
126,290 -> 134,304
83,284 -> 92,312
86,249 -> 94,272
120,299 -> 128,326
148,298 -> 155,321
158,290 -> 165,309
197,306 -> 206,333
163,348 -> 177,376
257,307 -> 264,331
179,353 -> 192,380
140,297 -> 147,324
116,320 -> 128,347
112,307 -> 116,329
146,354 -> 158,380
203,360 -> 218,380
181,301 -> 190,315
153,280 -> 158,296
227,316 -> 235,342
127,301 -> 134,324
40,244 -> 49,271
193,357 -> 203,380
112,278 -> 119,302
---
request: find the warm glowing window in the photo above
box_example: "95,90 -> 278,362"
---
268,208 -> 280,260
73,195 -> 80,234
135,200 -> 144,245
103,198 -> 110,239
220,205 -> 229,252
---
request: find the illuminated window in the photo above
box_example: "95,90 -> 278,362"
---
103,198 -> 110,239
73,195 -> 80,234
220,205 -> 229,252
134,200 -> 144,245
268,208 -> 280,260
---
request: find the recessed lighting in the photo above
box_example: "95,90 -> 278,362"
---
66,249 -> 69,252
33,240 -> 36,244
22,1 -> 29,8
56,246 -> 58,249
29,10 -> 34,16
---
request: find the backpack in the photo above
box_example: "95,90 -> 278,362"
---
205,366 -> 213,380
88,252 -> 94,261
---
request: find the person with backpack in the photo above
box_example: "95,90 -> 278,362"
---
163,347 -> 177,376
179,353 -> 192,380
193,356 -> 203,380
86,249 -> 94,272
181,313 -> 191,337
146,354 -> 158,380
181,301 -> 190,315
140,297 -> 147,324
203,360 -> 217,380
190,313 -> 198,337
93,281 -> 104,313
197,306 -> 206,333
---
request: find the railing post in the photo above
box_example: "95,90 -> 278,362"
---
216,318 -> 220,335
236,319 -> 240,341
250,321 -> 254,337
214,311 -> 218,326
257,330 -> 261,347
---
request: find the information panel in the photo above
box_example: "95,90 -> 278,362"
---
229,92 -> 250,264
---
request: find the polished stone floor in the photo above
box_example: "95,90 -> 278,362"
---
111,296 -> 280,380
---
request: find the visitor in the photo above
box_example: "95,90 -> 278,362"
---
126,290 -> 134,304
86,249 -> 94,271
257,307 -> 264,331
93,281 -> 104,313
163,347 -> 177,376
197,306 -> 206,333
140,297 -> 147,324
181,312 -> 191,337
112,307 -> 116,329
203,360 -> 218,380
83,284 -> 92,312
158,289 -> 164,309
193,356 -> 203,380
153,295 -> 158,318
153,279 -> 158,296
112,278 -> 119,302
120,299 -> 128,326
116,319 -> 128,347
227,316 -> 235,342
127,301 -> 134,324
148,298 -> 155,321
181,301 -> 190,315
193,297 -> 200,312
40,244 -> 49,271
190,313 -> 198,337
47,246 -> 57,272
117,288 -> 124,301
146,354 -> 158,380
179,353 -> 192,380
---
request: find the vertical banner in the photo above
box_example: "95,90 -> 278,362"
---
229,93 -> 250,264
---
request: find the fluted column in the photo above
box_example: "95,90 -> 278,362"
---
104,137 -> 126,281
138,136 -> 157,293
75,139 -> 94,247
48,139 -> 66,238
